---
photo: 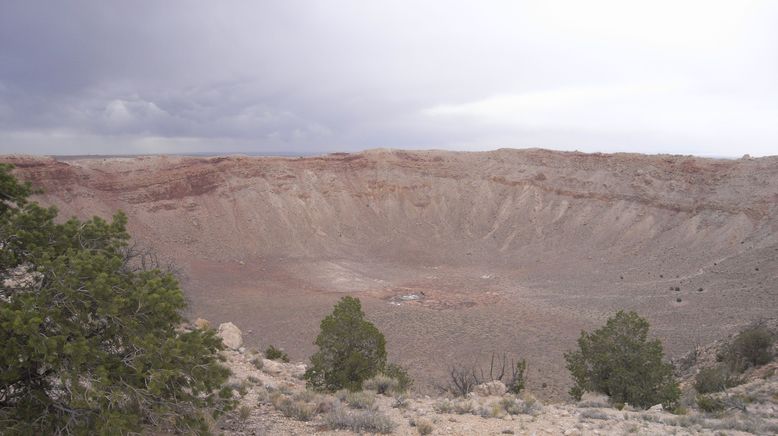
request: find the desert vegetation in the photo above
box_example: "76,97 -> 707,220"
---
0,165 -> 234,434
443,353 -> 526,396
264,345 -> 290,362
564,310 -> 680,409
304,296 -> 410,393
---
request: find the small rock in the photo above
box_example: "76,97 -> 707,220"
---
291,363 -> 307,378
217,322 -> 243,350
193,318 -> 211,330
474,380 -> 507,397
238,346 -> 246,354
262,359 -> 283,375
648,404 -> 663,412
501,430 -> 515,434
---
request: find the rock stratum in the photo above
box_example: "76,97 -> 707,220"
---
4,149 -> 778,399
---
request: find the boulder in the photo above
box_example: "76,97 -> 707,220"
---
291,363 -> 307,378
648,404 -> 664,412
262,359 -> 284,375
474,380 -> 507,397
217,322 -> 243,350
194,318 -> 211,330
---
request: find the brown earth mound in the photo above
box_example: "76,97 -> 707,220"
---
5,149 -> 778,399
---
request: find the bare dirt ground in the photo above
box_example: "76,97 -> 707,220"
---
5,148 -> 778,401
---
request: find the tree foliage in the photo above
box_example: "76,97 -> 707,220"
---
265,344 -> 290,362
0,165 -> 233,434
694,364 -> 741,394
724,324 -> 775,371
564,310 -> 680,409
304,296 -> 388,392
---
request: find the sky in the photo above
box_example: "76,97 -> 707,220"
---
1,0 -> 777,157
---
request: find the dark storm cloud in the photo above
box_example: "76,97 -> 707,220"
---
0,1 -> 777,156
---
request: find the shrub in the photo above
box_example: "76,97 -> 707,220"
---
255,387 -> 269,404
271,392 -> 316,421
725,325 -> 775,371
251,357 -> 264,370
445,364 -> 478,396
696,395 -> 725,413
384,362 -> 414,393
292,389 -> 318,403
363,374 -> 399,395
344,390 -> 376,409
325,404 -> 395,433
508,359 -> 527,394
564,310 -> 680,409
694,365 -> 741,394
304,297 -> 387,391
265,345 -> 290,362
0,166 -> 234,434
671,405 -> 688,415
500,397 -> 522,415
479,402 -> 505,418
434,399 -> 454,413
275,398 -> 316,421
238,405 -> 252,421
579,409 -> 610,420
363,365 -> 413,395
454,399 -> 474,414
414,417 -> 434,435
444,353 -> 526,396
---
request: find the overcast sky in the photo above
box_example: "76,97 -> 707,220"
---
1,1 -> 777,157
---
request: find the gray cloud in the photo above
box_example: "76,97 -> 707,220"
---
1,0 -> 777,156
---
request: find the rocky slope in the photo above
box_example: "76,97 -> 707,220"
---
4,149 -> 778,398
211,320 -> 778,436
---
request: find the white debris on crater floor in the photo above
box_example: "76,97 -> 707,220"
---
388,292 -> 425,305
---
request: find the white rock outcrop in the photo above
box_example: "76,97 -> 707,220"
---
217,322 -> 243,350
194,318 -> 211,330
473,380 -> 507,397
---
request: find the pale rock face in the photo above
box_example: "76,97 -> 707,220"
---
648,404 -> 664,412
217,322 -> 243,350
291,363 -> 307,378
194,318 -> 211,330
474,380 -> 507,397
262,359 -> 284,375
